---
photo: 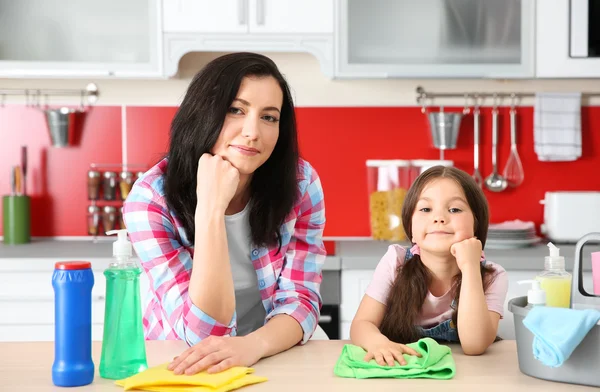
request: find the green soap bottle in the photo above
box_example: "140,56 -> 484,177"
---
99,229 -> 148,380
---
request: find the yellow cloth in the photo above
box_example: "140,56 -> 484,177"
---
115,363 -> 267,392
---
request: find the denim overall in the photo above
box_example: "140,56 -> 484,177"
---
404,248 -> 497,343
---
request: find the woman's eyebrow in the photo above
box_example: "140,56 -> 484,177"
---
233,98 -> 281,113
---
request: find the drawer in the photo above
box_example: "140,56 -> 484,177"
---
0,298 -> 106,325
0,325 -> 105,342
0,271 -> 106,298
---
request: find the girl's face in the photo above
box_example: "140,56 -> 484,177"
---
211,76 -> 282,176
411,178 -> 475,256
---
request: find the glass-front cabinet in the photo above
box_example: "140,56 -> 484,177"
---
335,0 -> 535,78
0,0 -> 163,78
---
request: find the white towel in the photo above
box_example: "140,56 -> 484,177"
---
534,92 -> 582,162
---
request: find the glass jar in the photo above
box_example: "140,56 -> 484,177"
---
366,160 -> 411,241
87,170 -> 102,200
103,172 -> 118,201
119,171 -> 134,200
102,206 -> 117,233
87,206 -> 101,236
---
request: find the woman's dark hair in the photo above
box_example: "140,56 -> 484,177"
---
164,52 -> 299,248
379,166 -> 496,343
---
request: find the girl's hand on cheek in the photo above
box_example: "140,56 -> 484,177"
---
450,237 -> 482,272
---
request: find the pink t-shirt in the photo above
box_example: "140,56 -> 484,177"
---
365,244 -> 508,328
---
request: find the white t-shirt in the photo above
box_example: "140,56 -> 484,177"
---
225,203 -> 266,336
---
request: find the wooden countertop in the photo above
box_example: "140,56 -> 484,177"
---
0,340 -> 596,391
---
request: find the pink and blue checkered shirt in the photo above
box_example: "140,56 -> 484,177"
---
123,158 -> 326,346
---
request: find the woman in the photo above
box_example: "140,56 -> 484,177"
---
123,52 -> 326,376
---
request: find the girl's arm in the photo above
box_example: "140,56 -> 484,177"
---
351,295 -> 420,366
457,263 -> 501,355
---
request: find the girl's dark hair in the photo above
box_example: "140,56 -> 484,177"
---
379,166 -> 496,343
164,52 -> 299,248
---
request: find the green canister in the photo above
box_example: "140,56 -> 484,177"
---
2,195 -> 31,244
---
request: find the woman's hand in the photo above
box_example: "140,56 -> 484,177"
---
196,153 -> 240,215
451,237 -> 482,273
168,335 -> 265,375
363,335 -> 421,366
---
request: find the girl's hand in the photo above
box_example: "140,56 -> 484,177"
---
195,153 -> 240,216
168,335 -> 265,375
451,237 -> 482,272
363,336 -> 421,366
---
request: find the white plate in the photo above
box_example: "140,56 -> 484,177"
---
485,237 -> 542,250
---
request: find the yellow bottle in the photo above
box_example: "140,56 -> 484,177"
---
536,242 -> 572,308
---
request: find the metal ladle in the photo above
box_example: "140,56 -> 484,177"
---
485,98 -> 508,192
471,96 -> 483,188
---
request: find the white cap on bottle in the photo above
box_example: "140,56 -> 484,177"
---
518,280 -> 546,306
105,229 -> 132,258
545,242 -> 565,270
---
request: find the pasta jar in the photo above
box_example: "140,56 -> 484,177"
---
366,160 -> 411,241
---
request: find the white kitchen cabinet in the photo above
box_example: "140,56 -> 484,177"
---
536,0 -> 600,77
335,0 -> 536,78
163,0 -> 333,35
0,0 -> 163,78
163,0 -> 248,34
162,0 -> 335,78
0,258 -> 149,342
248,0 -> 334,34
340,269 -> 374,339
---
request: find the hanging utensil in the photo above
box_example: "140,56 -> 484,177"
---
485,96 -> 508,192
10,166 -> 16,196
472,96 -> 483,188
502,94 -> 525,187
21,145 -> 27,196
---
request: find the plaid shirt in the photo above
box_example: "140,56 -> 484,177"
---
123,158 -> 326,346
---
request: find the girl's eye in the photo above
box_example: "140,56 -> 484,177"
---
449,208 -> 462,213
419,208 -> 431,212
262,115 -> 279,123
228,107 -> 243,114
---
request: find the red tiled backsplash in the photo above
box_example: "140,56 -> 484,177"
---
1,105 -> 599,239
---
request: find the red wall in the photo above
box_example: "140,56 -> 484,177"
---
1,105 -> 599,238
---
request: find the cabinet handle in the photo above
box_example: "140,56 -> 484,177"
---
319,315 -> 332,323
238,0 -> 247,25
256,0 -> 265,25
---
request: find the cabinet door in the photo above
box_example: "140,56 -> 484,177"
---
336,0 -> 535,78
248,0 -> 334,34
0,0 -> 162,78
163,0 -> 248,33
536,0 -> 600,77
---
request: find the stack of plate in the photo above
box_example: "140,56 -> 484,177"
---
486,220 -> 541,249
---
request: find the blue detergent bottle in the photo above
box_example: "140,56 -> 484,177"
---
52,261 -> 95,387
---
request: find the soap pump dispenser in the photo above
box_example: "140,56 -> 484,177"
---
536,242 -> 572,308
518,280 -> 547,309
99,229 -> 148,380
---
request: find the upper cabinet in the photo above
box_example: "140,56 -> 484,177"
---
163,0 -> 333,35
335,0 -> 535,78
162,0 -> 335,78
536,0 -> 600,78
0,0 -> 163,78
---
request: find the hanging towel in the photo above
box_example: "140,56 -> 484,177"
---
534,92 -> 582,161
333,337 -> 456,380
522,306 -> 600,368
114,362 -> 267,392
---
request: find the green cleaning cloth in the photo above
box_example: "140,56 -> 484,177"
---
334,337 -> 456,380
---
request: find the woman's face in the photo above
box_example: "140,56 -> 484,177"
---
211,76 -> 282,176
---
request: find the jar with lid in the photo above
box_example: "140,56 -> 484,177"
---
87,171 -> 102,200
119,171 -> 134,201
87,206 -> 101,236
102,206 -> 117,232
103,172 -> 118,201
366,160 -> 411,241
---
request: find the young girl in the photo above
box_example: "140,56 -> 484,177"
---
350,165 -> 508,366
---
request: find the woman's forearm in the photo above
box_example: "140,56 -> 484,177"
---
188,209 -> 235,325
457,267 -> 496,354
350,319 -> 388,350
248,314 -> 303,358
